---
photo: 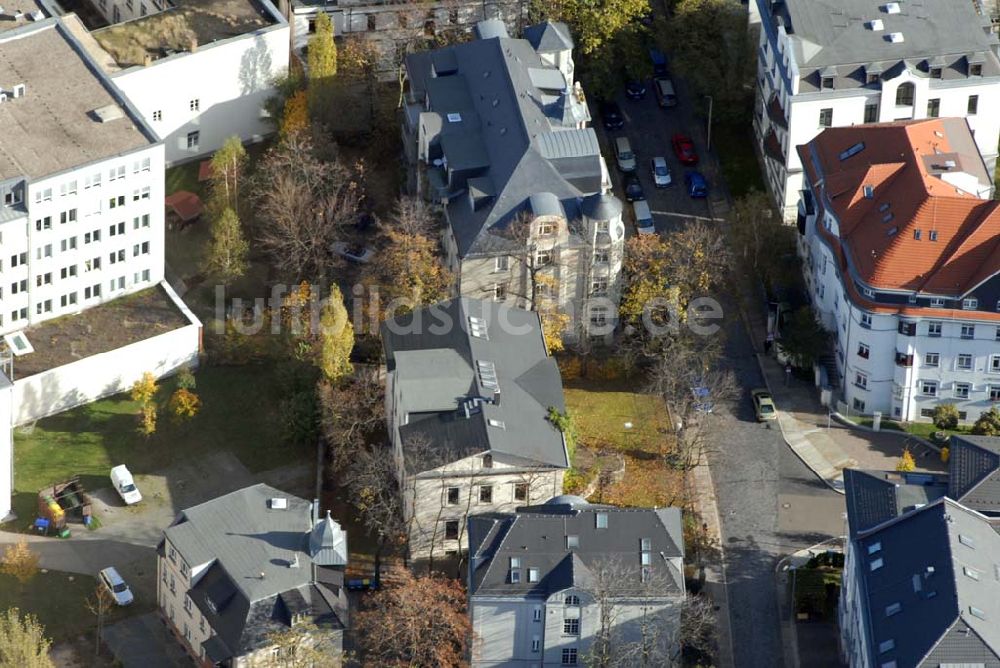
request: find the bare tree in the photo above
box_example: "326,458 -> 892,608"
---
85,582 -> 115,663
319,366 -> 384,475
253,134 -> 363,283
346,445 -> 407,566
263,622 -> 341,667
0,608 -> 53,668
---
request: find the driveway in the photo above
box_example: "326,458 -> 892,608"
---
102,612 -> 193,668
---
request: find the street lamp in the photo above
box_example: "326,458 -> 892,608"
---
705,95 -> 714,152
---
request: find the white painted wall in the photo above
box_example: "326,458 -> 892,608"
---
0,374 -> 13,520
110,23 -> 289,164
8,282 -> 200,425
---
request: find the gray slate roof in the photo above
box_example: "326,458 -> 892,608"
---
406,21 -> 615,259
467,498 -> 685,598
382,299 -> 568,471
843,469 -> 948,537
163,484 -> 347,660
949,435 -> 1000,515
523,21 -> 573,53
760,0 -> 1000,92
851,498 -> 1000,667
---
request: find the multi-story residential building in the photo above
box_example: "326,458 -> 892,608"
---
38,0 -> 289,164
381,298 -> 569,561
467,496 -> 685,667
158,484 -> 349,666
0,17 -> 164,335
753,0 -> 1000,221
403,20 -> 625,338
797,119 -> 1000,424
290,0 -> 527,77
840,443 -> 1000,667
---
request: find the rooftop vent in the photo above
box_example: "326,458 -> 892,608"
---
868,18 -> 884,30
446,112 -> 462,123
12,83 -> 24,98
943,159 -> 957,169
887,32 -> 904,43
30,9 -> 43,20
884,2 -> 901,14
270,497 -> 288,510
93,104 -> 124,123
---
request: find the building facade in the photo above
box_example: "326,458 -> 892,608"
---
467,498 -> 686,667
753,0 -> 1000,221
381,299 -> 570,561
39,0 -> 289,164
797,119 -> 1000,424
158,484 -> 349,667
403,21 -> 625,338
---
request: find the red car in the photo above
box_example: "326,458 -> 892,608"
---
672,134 -> 698,165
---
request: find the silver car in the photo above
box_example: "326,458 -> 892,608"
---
99,567 -> 134,606
650,157 -> 672,187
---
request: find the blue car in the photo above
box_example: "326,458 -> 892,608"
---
685,171 -> 708,198
649,48 -> 668,78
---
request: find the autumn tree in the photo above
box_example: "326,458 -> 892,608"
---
896,448 -> 916,472
307,12 -> 337,115
729,190 -> 798,290
139,403 -> 158,437
972,407 -> 1000,436
535,0 -> 650,55
208,136 -> 248,216
263,622 -> 341,667
254,135 -> 362,283
354,568 -> 471,667
0,540 -> 39,587
85,582 -> 115,662
204,207 -> 249,282
168,388 -> 201,421
0,608 -> 52,668
130,371 -> 158,405
317,284 -> 354,384
280,89 -> 310,141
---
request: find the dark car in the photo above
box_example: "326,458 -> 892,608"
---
623,175 -> 645,202
685,171 -> 709,198
625,79 -> 647,100
600,101 -> 625,130
649,48 -> 668,78
672,133 -> 698,165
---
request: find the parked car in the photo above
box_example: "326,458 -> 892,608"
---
649,48 -> 668,77
685,171 -> 709,198
99,567 -> 135,606
672,133 -> 698,165
600,101 -> 625,130
632,200 -> 655,236
615,136 -> 637,172
653,77 -> 678,108
751,388 -> 777,421
625,79 -> 647,100
110,465 -> 141,505
331,242 -> 375,264
624,174 -> 645,202
650,156 -> 672,187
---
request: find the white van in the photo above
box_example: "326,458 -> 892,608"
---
110,465 -> 142,505
615,136 -> 637,172
632,200 -> 655,235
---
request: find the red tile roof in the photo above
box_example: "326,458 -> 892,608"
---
798,119 -> 1000,297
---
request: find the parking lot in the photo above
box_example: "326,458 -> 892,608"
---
595,68 -> 729,237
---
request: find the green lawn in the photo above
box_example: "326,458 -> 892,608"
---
713,122 -> 765,199
563,380 -> 670,456
849,416 -> 972,442
165,162 -> 204,198
0,571 -> 108,641
8,365 -> 311,526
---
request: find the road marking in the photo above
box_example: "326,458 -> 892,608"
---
650,210 -> 723,222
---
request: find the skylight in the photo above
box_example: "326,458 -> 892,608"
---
970,606 -> 987,620
477,360 -> 498,390
871,557 -> 884,571
964,566 -> 980,581
2,331 -> 33,356
488,419 -> 506,429
868,542 -> 882,555
468,316 -> 489,339
959,534 -> 976,549
885,602 -> 901,616
447,112 -> 462,123
840,142 -> 866,161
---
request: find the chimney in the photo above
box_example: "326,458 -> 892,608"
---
143,53 -> 153,67
188,37 -> 198,53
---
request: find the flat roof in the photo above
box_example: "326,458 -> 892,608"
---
11,284 -> 191,378
0,22 -> 152,181
0,0 -> 48,34
92,0 -> 277,68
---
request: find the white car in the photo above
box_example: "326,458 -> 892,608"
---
99,567 -> 134,606
331,241 -> 374,264
650,157 -> 672,187
110,465 -> 142,505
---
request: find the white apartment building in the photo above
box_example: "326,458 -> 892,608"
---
467,499 -> 685,667
158,484 -> 349,667
753,0 -> 1000,221
0,18 -> 164,336
403,20 -> 625,338
797,119 -> 1000,425
37,0 -> 289,164
381,299 -> 569,562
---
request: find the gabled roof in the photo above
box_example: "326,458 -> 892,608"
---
798,119 -> 1000,296
382,299 -> 568,471
468,499 -> 684,598
850,498 -> 1000,667
523,21 -> 573,53
949,435 -> 1000,515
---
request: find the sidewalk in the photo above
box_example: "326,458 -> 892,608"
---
741,307 -> 946,492
691,460 -> 735,668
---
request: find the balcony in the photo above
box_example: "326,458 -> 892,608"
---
894,352 -> 913,367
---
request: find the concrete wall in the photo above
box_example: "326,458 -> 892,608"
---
110,24 -> 289,164
8,282 -> 200,425
0,373 -> 12,520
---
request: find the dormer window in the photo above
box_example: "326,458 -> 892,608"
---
930,67 -> 942,79
537,222 -> 555,236
970,63 -> 983,76
482,454 -> 493,468
866,72 -> 880,85
821,76 -> 834,89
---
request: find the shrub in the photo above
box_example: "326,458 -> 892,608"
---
168,388 -> 201,420
895,447 -> 916,472
563,468 -> 589,495
940,446 -> 950,464
932,403 -> 960,430
972,407 -> 1000,436
557,355 -> 582,380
